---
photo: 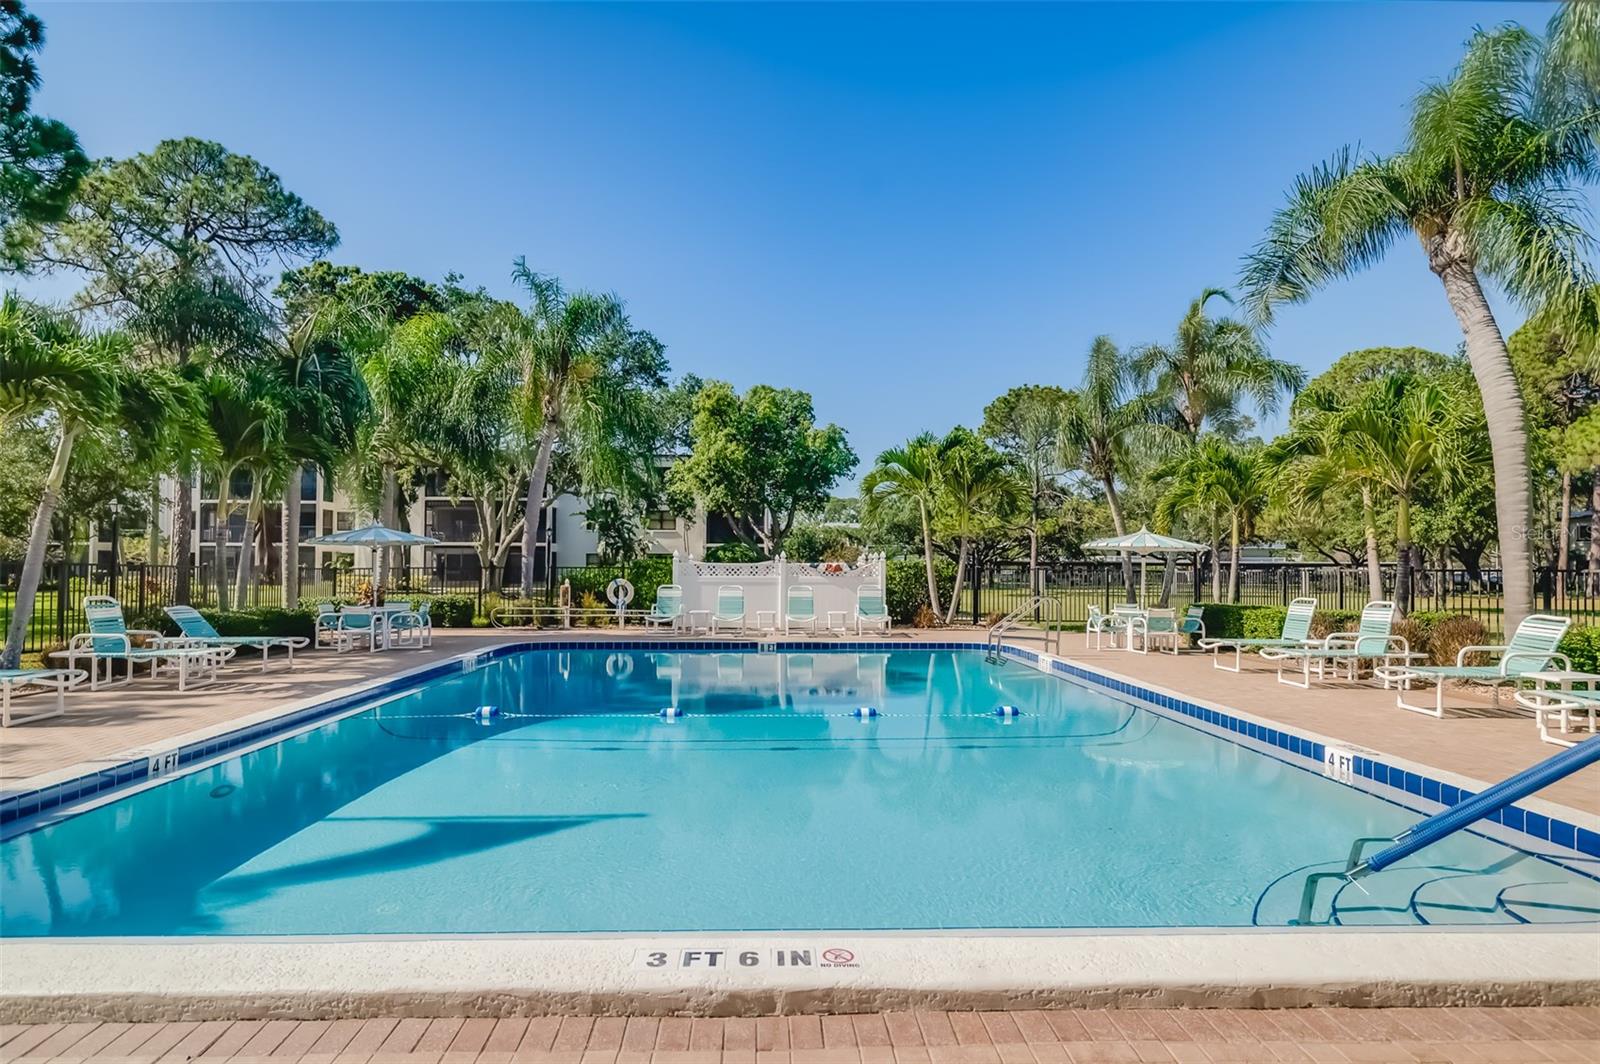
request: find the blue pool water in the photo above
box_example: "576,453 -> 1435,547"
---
2,648 -> 1596,936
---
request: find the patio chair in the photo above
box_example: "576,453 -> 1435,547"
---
1085,605 -> 1126,650
1,668 -> 88,727
645,584 -> 684,632
165,605 -> 309,670
389,602 -> 433,648
52,596 -> 234,691
1129,608 -> 1182,655
855,586 -> 891,636
1197,597 -> 1318,672
331,606 -> 379,653
1178,605 -> 1206,642
785,584 -> 818,635
712,585 -> 745,635
313,602 -> 342,648
1261,601 -> 1408,689
1376,614 -> 1574,718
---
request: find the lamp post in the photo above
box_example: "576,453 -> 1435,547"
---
107,499 -> 122,601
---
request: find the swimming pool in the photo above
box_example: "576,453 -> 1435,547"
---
2,646 -> 1596,936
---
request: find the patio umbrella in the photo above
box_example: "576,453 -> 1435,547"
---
1081,526 -> 1209,606
306,523 -> 439,593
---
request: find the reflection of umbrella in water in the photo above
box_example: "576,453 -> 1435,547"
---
1081,526 -> 1208,606
306,523 -> 439,594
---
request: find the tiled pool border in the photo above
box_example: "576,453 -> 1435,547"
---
2,638 -> 1596,868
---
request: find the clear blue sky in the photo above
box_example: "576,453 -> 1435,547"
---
23,1 -> 1578,481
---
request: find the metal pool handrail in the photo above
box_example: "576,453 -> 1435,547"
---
986,594 -> 1064,662
1296,736 -> 1600,923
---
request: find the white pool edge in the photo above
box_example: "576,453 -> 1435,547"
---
3,929 -> 1598,1020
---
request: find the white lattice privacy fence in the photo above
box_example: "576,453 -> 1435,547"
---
670,552 -> 886,629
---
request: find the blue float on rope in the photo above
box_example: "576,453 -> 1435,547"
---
472,704 -> 501,720
993,705 -> 1020,718
659,705 -> 682,719
853,706 -> 878,719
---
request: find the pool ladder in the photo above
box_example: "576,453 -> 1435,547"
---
985,595 -> 1065,663
1295,736 -> 1600,924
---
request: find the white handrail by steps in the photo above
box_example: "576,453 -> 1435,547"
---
985,595 -> 1064,662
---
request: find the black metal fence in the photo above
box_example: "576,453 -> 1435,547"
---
7,557 -> 1598,656
959,561 -> 1596,637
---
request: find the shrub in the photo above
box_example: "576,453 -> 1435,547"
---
577,590 -> 605,626
564,556 -> 672,614
1428,614 -> 1490,666
704,541 -> 762,563
422,594 -> 473,627
1195,604 -> 1282,639
912,604 -> 940,629
885,557 -> 956,624
1308,609 -> 1361,640
1560,625 -> 1600,674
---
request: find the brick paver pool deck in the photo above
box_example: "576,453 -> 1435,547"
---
2,1007 -> 1597,1063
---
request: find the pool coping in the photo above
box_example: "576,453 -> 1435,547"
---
2,639 -> 1598,1019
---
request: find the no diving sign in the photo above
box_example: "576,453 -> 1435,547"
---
633,946 -> 861,971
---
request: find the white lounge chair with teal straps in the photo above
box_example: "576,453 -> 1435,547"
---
389,601 -> 433,648
0,668 -> 87,727
712,584 -> 745,636
1197,597 -> 1317,672
645,584 -> 684,632
53,596 -> 234,690
855,585 -> 890,636
785,584 -> 818,635
165,605 -> 309,670
1261,601 -> 1408,689
1130,608 -> 1181,655
1379,613 -> 1574,718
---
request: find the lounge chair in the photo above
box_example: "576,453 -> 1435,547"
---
1198,596 -> 1318,672
785,584 -> 818,634
1261,601 -> 1407,689
1376,614 -> 1574,718
712,585 -> 745,635
53,596 -> 234,690
645,585 -> 684,632
1,668 -> 87,727
166,605 -> 309,670
855,586 -> 891,636
1513,684 -> 1600,747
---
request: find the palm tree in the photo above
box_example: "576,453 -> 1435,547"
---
1266,386 -> 1389,601
1283,374 -> 1471,613
491,259 -> 667,597
1,295 -> 205,667
197,360 -> 286,610
1058,336 -> 1172,600
1153,440 -> 1267,602
931,430 -> 1016,624
1132,288 -> 1304,441
1241,23 -> 1600,632
862,433 -> 946,617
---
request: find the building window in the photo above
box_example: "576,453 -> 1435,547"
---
322,511 -> 334,537
335,511 -> 355,532
425,501 -> 478,542
300,466 -> 318,501
585,553 -> 603,566
644,509 -> 675,531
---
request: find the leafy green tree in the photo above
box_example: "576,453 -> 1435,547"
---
669,381 -> 856,558
578,495 -> 648,565
1132,288 -> 1304,441
1,296 -> 206,666
981,384 -> 1070,594
0,1 -> 86,266
1241,24 -> 1600,632
1153,439 -> 1267,602
489,260 -> 667,594
931,429 -> 1018,623
863,433 -> 946,614
1058,336 -> 1173,600
26,138 -> 337,601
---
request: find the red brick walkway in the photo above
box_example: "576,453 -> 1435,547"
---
3,1009 -> 1598,1063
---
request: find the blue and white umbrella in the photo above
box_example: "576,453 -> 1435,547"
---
305,523 -> 439,548
1082,526 -> 1208,606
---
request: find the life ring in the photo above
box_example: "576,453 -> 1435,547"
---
606,578 -> 635,607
